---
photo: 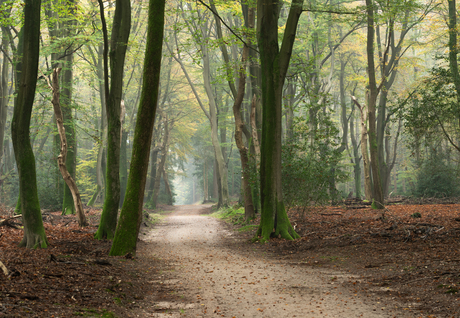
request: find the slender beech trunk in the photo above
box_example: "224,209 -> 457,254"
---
449,0 -> 460,130
151,115 -> 170,208
88,44 -> 107,206
349,103 -> 362,198
110,0 -> 164,256
61,49 -> 77,215
365,0 -> 384,208
352,96 -> 372,200
95,0 -> 131,240
233,35 -> 255,221
256,0 -> 303,242
12,0 -> 48,248
50,68 -> 87,226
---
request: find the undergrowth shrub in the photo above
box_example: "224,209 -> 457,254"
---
414,156 -> 460,198
282,115 -> 347,210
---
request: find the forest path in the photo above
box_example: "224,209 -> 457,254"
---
134,205 -> 400,318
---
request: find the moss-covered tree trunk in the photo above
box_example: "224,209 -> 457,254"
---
449,0 -> 460,129
61,50 -> 77,215
110,0 -> 165,256
95,0 -> 131,239
0,22 -> 10,175
12,0 -> 48,248
256,0 -> 303,242
119,128 -> 128,208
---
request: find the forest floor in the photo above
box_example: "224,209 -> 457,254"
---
0,201 -> 459,317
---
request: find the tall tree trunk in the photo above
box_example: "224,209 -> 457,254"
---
50,68 -> 87,226
449,0 -> 460,128
110,0 -> 165,256
365,0 -> 384,208
349,103 -> 362,198
119,128 -> 128,207
95,0 -> 131,240
151,115 -> 170,208
201,41 -> 229,208
162,167 -> 173,205
145,142 -> 159,205
12,0 -> 48,248
233,35 -> 255,221
0,23 -> 10,175
256,0 -> 303,242
61,47 -> 77,215
352,96 -> 372,200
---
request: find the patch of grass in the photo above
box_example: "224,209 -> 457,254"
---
238,224 -> 258,232
211,206 -> 246,225
144,212 -> 165,225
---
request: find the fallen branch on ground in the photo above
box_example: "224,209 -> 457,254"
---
0,215 -> 22,227
0,260 -> 9,276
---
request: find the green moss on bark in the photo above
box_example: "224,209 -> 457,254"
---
12,0 -> 48,249
110,0 -> 165,256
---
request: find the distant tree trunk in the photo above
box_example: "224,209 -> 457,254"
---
349,103 -> 362,199
0,24 -> 10,174
87,143 -> 103,206
233,37 -> 255,221
50,68 -> 88,227
12,0 -> 48,248
87,44 -> 106,206
145,144 -> 159,205
119,128 -> 128,208
256,0 -> 303,242
61,47 -> 77,215
201,41 -> 229,208
352,96 -> 372,200
163,167 -> 173,205
110,0 -> 165,256
366,0 -> 384,208
151,115 -> 170,208
449,0 -> 460,129
95,0 -> 131,240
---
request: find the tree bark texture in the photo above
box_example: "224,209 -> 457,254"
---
50,68 -> 88,227
256,0 -> 303,242
352,96 -> 372,200
110,0 -> 165,256
349,103 -> 362,198
96,0 -> 131,240
233,38 -> 255,221
0,23 -> 10,175
449,0 -> 460,129
12,0 -> 48,248
365,0 -> 384,208
201,38 -> 230,208
151,115 -> 170,208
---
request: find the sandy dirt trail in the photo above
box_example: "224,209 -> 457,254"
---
136,205 -> 404,318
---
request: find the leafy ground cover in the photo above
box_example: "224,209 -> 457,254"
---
1,201 -> 460,317
246,201 -> 460,318
0,206 -> 175,318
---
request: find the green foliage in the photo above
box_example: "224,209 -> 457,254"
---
411,212 -> 422,218
413,155 -> 460,198
281,113 -> 347,208
404,63 -> 459,148
211,206 -> 245,225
